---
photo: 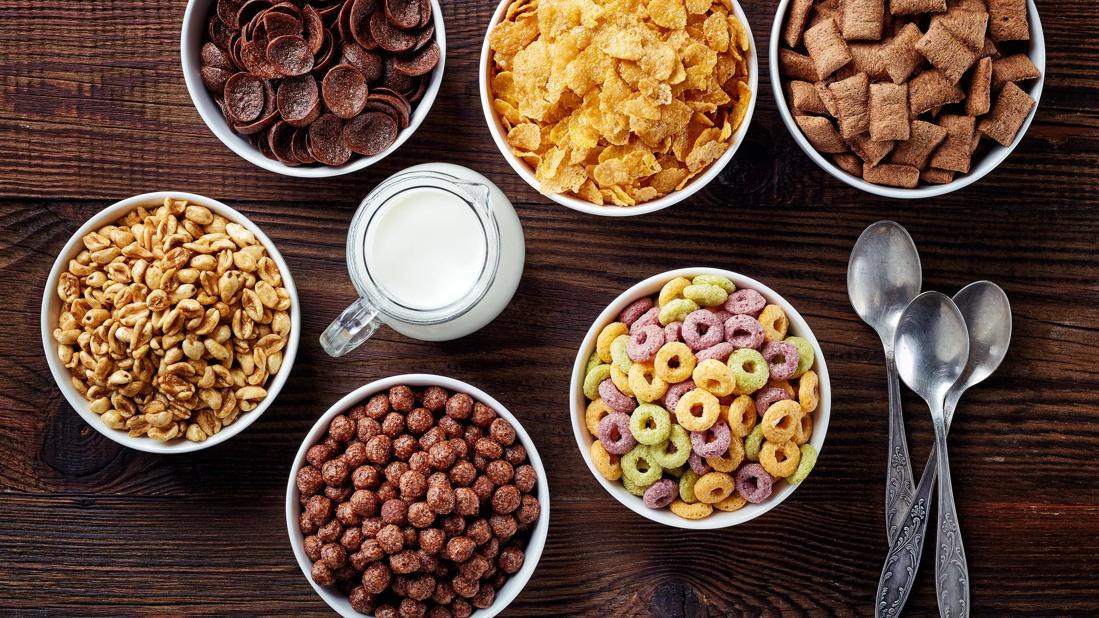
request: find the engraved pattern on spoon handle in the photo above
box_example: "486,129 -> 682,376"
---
875,447 -> 939,618
934,417 -> 969,618
884,352 -> 916,541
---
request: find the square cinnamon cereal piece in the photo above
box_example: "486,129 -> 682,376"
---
890,119 -> 949,167
988,0 -> 1029,42
966,57 -> 993,115
784,0 -> 815,47
791,81 -> 828,115
870,83 -> 910,141
804,19 -> 853,80
991,54 -> 1041,88
809,1 -> 842,30
929,114 -> 977,173
980,37 -> 1001,59
978,81 -> 1036,145
816,82 -> 840,117
921,167 -> 956,184
915,19 -> 979,83
832,153 -> 864,176
864,163 -> 920,188
933,8 -> 989,49
882,23 -> 925,84
780,49 -> 820,82
848,132 -> 896,165
908,69 -> 966,117
829,72 -> 871,138
842,0 -> 885,41
890,0 -> 947,15
795,115 -> 849,153
850,43 -> 890,81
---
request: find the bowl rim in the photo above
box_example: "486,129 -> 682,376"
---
180,0 -> 447,178
477,0 -> 760,216
285,373 -> 551,618
39,191 -> 301,454
568,267 -> 831,530
767,0 -> 1046,199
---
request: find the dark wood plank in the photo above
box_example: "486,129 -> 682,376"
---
1,0 -> 1098,615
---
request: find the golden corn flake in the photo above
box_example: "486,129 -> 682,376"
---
488,0 -> 753,206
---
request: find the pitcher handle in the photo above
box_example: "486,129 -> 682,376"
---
320,297 -> 382,358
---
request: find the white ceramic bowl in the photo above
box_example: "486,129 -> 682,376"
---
570,267 -> 831,529
769,0 -> 1045,199
181,0 -> 446,178
478,0 -> 759,216
40,191 -> 301,454
286,374 -> 550,617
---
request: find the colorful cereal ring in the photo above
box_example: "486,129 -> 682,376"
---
688,451 -> 713,475
583,363 -> 611,400
621,474 -> 647,496
725,395 -> 757,437
627,324 -> 665,362
658,276 -> 692,307
628,362 -> 668,403
597,322 -> 628,363
664,321 -> 683,343
590,441 -> 622,481
706,434 -> 745,472
745,425 -> 764,462
662,379 -> 696,412
763,341 -> 799,381
787,444 -> 818,484
696,342 -> 735,363
679,470 -> 700,502
650,425 -> 692,469
674,388 -> 720,432
669,499 -> 713,520
585,351 -> 602,374
659,298 -> 699,326
799,370 -> 820,414
761,400 -> 802,443
654,342 -> 697,384
735,463 -> 774,504
692,274 -> 735,293
759,440 -> 801,478
598,378 -> 636,414
619,297 -> 654,326
785,336 -> 815,378
728,349 -> 768,394
794,412 -> 813,445
682,310 -> 725,351
610,334 -> 633,373
692,358 -> 736,397
754,386 -> 792,416
621,445 -> 662,487
724,314 -> 765,349
758,304 -> 789,342
642,478 -> 678,509
585,398 -> 613,435
629,306 -> 661,334
683,283 -> 728,307
714,492 -> 748,512
693,471 -> 736,504
597,412 -> 636,455
690,421 -> 731,458
724,288 -> 766,316
610,365 -> 634,397
629,404 -> 672,445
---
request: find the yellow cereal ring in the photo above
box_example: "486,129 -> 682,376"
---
725,395 -> 757,437
714,492 -> 748,512
611,365 -> 635,397
583,363 -> 612,400
628,362 -> 668,403
658,276 -> 692,307
799,370 -> 820,414
585,398 -> 613,435
694,471 -> 736,504
674,388 -> 721,432
706,435 -> 744,472
692,358 -> 736,397
659,298 -> 699,325
794,412 -> 813,445
610,334 -> 633,373
761,400 -> 802,443
692,274 -> 736,293
590,441 -> 622,481
670,499 -> 714,520
683,283 -> 728,307
758,304 -> 789,342
597,322 -> 628,363
654,342 -> 696,383
759,440 -> 801,478
766,379 -> 796,399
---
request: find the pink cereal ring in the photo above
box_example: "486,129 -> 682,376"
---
724,288 -> 767,316
662,379 -> 695,411
598,379 -> 636,414
642,478 -> 678,509
664,321 -> 683,343
619,297 -> 654,326
689,451 -> 713,475
735,463 -> 774,503
724,314 -> 765,349
711,309 -> 733,324
690,422 -> 731,459
754,387 -> 792,415
629,307 -> 660,335
695,342 -> 735,363
627,324 -> 665,362
763,341 -> 800,381
682,310 -> 724,351
597,412 -> 636,455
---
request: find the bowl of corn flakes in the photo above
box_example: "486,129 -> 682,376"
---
480,0 -> 758,215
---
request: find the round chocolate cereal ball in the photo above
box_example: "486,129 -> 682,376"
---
426,605 -> 449,618
471,402 -> 496,427
348,404 -> 368,421
479,536 -> 500,559
513,464 -> 537,493
485,460 -> 513,485
362,517 -> 384,538
296,466 -> 324,496
465,518 -> 492,545
426,484 -> 455,515
498,545 -> 524,574
305,495 -> 333,523
440,513 -> 465,536
447,535 -> 477,563
343,441 -> 368,468
516,494 -> 541,526
351,489 -> 379,517
451,575 -> 479,599
389,385 -> 415,411
323,458 -> 351,486
394,434 -> 419,461
422,386 -> 448,412
381,498 -> 408,525
390,549 -> 422,574
329,415 -> 356,442
360,538 -> 385,562
407,501 -> 435,528
458,555 -> 489,581
321,542 -> 347,569
400,470 -> 428,500
365,435 -> 392,464
472,584 -> 496,609
449,461 -> 476,486
306,443 -> 336,467
406,574 -> 436,602
428,471 -> 449,488
366,393 -> 391,419
399,597 -> 426,618
489,418 -> 516,445
452,598 -> 473,618
432,580 -> 455,605
419,426 -> 446,451
445,393 -> 473,420
463,425 -> 482,448
453,487 -> 480,516
375,605 -> 399,618
409,451 -> 431,473
474,437 -> 503,460
504,444 -> 527,466
489,514 -> 517,540
402,525 -> 419,546
376,523 -> 404,554
428,440 -> 458,470
471,475 -> 495,501
318,519 -> 343,544
377,481 -> 398,502
325,485 -> 353,502
419,527 -> 445,555
438,415 -> 462,439
449,438 -> 469,460
349,586 -> 376,613
303,535 -> 323,561
341,526 -> 364,551
492,485 -> 521,514
299,512 -> 319,535
353,465 -> 381,490
385,461 -> 411,484
311,561 -> 335,586
382,412 -> 406,437
406,407 -> 434,435
336,501 -> 360,526
362,561 -> 391,594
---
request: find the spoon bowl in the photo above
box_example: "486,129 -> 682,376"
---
948,281 -> 1013,410
894,291 -> 971,403
848,221 -> 923,345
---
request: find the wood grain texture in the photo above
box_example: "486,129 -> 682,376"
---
1,0 -> 1098,615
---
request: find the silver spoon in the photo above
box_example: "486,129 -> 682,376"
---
876,282 -> 1011,618
848,221 -> 922,540
893,292 -> 971,618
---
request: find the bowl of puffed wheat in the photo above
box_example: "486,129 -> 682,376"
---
41,192 -> 300,453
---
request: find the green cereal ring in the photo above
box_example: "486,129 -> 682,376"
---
745,425 -> 765,462
659,298 -> 700,326
650,424 -> 692,468
621,445 -> 663,487
787,443 -> 818,484
786,336 -> 815,378
611,334 -> 633,373
679,470 -> 700,503
729,348 -> 768,394
683,283 -> 729,307
622,474 -> 647,496
665,464 -> 688,478
629,404 -> 672,445
583,363 -> 612,400
585,351 -> 602,374
692,274 -> 736,293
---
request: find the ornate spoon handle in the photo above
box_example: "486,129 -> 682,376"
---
875,447 -> 938,618
884,352 -> 915,541
933,416 -> 969,618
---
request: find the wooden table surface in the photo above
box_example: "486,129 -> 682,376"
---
2,0 -> 1097,615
